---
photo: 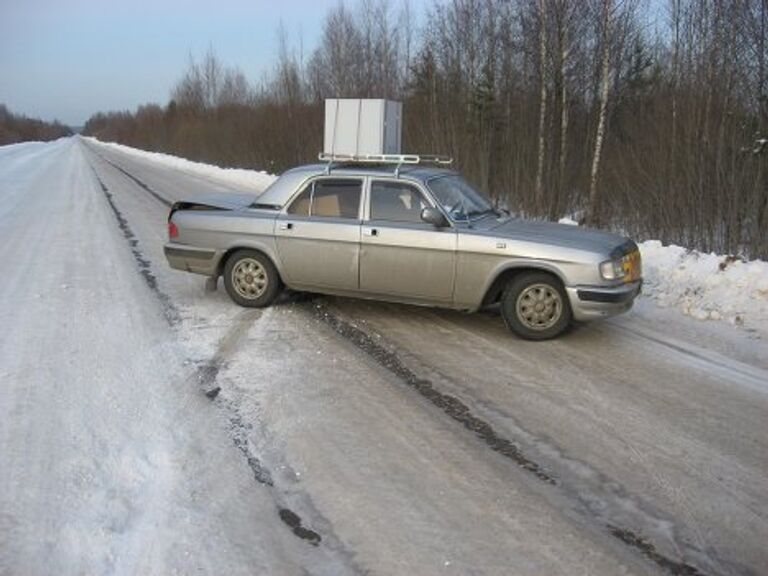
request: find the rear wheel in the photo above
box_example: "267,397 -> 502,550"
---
501,272 -> 571,340
223,249 -> 281,308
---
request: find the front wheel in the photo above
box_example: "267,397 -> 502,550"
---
222,249 -> 281,308
501,272 -> 572,340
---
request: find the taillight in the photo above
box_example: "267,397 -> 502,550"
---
168,221 -> 179,239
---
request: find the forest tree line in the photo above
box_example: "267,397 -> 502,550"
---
83,0 -> 768,258
0,104 -> 72,145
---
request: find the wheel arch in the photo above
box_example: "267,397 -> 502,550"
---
481,263 -> 567,308
216,244 -> 284,285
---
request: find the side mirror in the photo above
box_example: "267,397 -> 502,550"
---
421,207 -> 449,228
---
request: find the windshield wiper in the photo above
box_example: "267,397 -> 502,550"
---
467,207 -> 498,219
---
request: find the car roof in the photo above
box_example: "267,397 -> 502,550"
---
256,162 -> 457,208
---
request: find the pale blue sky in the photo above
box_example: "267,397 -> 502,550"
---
1,0 -> 666,127
0,0 -> 387,126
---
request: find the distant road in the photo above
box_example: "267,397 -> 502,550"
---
1,137 -> 766,576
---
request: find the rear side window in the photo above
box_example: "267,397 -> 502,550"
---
312,179 -> 361,218
287,179 -> 362,219
370,181 -> 429,223
287,185 -> 311,215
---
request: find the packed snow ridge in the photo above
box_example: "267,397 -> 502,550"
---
83,139 -> 768,338
85,137 -> 277,190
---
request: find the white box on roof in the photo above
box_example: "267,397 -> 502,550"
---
324,99 -> 402,157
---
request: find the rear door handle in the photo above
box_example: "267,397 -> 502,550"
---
363,228 -> 378,237
279,222 -> 294,230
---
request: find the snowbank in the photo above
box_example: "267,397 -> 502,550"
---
639,240 -> 768,334
558,217 -> 768,336
84,137 -> 277,191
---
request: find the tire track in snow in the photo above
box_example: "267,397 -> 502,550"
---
189,310 -> 275,488
90,167 -> 180,325
87,145 -> 173,208
188,310 -> 380,566
189,310 -> 325,547
309,300 -> 711,576
311,301 -> 556,484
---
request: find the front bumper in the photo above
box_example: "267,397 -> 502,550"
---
164,243 -> 218,276
566,280 -> 642,322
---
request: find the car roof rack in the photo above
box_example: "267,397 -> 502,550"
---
318,152 -> 453,176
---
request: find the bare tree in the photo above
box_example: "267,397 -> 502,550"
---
587,0 -> 613,225
218,70 -> 251,107
202,48 -> 222,109
535,0 -> 548,212
400,0 -> 414,90
275,23 -> 303,105
308,4 -> 364,98
171,55 -> 205,112
553,0 -> 574,218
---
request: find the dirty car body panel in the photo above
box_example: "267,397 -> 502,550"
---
164,163 -> 642,329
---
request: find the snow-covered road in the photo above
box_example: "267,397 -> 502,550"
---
1,137 -> 766,575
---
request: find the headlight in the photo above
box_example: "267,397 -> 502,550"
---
600,251 -> 642,281
600,259 -> 627,280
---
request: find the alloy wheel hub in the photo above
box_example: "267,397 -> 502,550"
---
516,283 -> 562,330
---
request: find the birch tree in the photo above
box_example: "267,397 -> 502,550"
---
553,0 -> 574,218
586,0 -> 613,225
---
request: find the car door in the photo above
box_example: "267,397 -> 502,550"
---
275,177 -> 362,291
359,179 -> 456,302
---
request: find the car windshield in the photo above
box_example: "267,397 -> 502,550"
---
427,175 -> 495,221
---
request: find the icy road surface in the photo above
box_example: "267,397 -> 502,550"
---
1,137 -> 767,576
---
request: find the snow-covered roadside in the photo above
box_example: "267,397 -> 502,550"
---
83,136 -> 277,191
0,136 -> 72,152
559,217 -> 768,337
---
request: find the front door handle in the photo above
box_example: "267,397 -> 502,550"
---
363,228 -> 378,237
279,222 -> 294,231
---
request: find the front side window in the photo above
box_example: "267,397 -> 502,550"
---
370,181 -> 430,223
286,179 -> 362,219
427,175 -> 495,221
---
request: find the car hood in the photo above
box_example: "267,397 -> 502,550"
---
480,217 -> 633,256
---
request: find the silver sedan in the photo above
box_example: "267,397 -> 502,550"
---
164,162 -> 641,340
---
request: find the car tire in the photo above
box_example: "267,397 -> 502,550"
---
501,272 -> 572,340
222,249 -> 281,308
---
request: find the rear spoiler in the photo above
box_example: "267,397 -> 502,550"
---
168,200 -> 229,222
